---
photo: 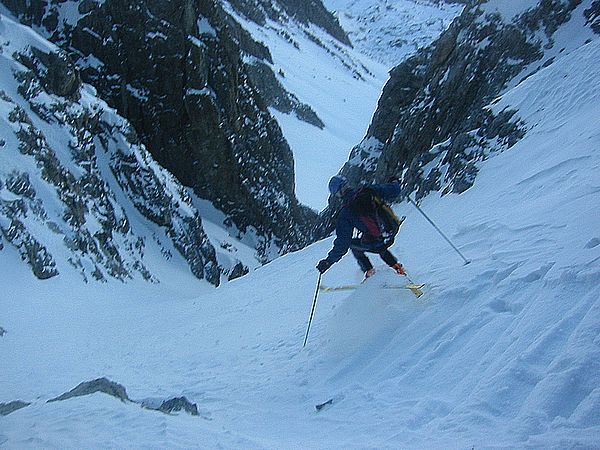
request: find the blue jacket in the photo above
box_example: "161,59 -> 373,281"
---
325,182 -> 401,264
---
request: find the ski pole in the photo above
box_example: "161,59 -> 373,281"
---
303,273 -> 322,348
408,197 -> 471,265
404,271 -> 417,285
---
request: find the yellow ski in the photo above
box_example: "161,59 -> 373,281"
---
319,284 -> 359,292
320,283 -> 425,297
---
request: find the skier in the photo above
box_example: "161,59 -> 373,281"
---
316,175 -> 406,279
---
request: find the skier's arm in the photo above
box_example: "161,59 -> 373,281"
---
372,182 -> 401,202
325,212 -> 353,264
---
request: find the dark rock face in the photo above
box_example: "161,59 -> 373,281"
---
340,0 -> 586,199
157,396 -> 199,416
4,0 -> 319,262
585,1 -> 600,32
1,32 -> 221,285
17,47 -> 81,100
228,260 -> 250,280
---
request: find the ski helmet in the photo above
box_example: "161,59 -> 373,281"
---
328,175 -> 348,196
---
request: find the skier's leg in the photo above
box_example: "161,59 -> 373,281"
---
351,239 -> 373,272
351,248 -> 373,272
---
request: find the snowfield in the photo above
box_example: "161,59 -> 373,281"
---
2,24 -> 600,448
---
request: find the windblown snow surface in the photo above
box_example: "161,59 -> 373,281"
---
2,13 -> 600,450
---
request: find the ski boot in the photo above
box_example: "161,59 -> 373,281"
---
363,268 -> 376,281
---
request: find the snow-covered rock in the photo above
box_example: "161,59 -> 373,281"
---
324,0 -> 464,66
0,13 -> 226,284
2,0 -> 319,261
341,0 -> 599,200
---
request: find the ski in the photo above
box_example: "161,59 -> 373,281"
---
383,283 -> 425,298
410,285 -> 425,298
319,284 -> 359,292
319,283 -> 425,298
383,283 -> 425,289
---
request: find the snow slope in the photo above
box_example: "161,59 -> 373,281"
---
2,31 -> 599,449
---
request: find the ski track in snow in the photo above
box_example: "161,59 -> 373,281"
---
2,11 -> 600,450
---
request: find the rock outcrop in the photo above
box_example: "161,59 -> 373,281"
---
0,14 -> 223,284
3,0 -> 320,263
48,378 -> 130,403
340,0 -> 596,200
155,396 -> 199,416
46,377 -> 200,416
0,401 -> 31,416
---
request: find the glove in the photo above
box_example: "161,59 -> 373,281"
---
392,262 -> 406,275
316,259 -> 332,274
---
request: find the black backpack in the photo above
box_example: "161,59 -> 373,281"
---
349,187 -> 404,247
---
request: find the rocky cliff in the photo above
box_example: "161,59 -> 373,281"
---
0,13 -> 225,284
340,0 -> 599,200
3,0 -> 322,263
